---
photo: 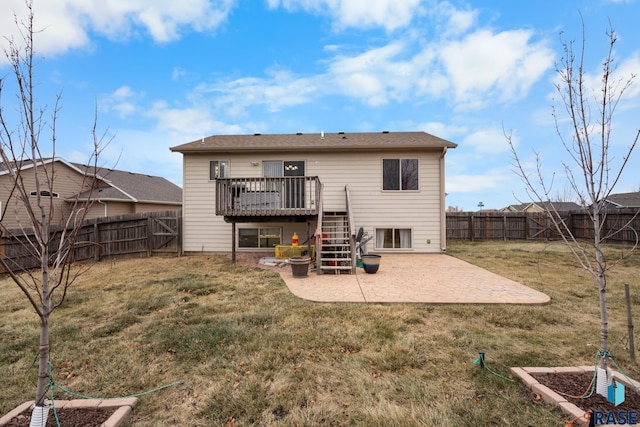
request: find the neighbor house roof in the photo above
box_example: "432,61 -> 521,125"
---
72,164 -> 182,204
502,201 -> 583,212
0,157 -> 181,204
603,191 -> 640,208
170,131 -> 458,153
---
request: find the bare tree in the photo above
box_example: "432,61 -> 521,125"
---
0,2 -> 105,421
507,20 -> 639,372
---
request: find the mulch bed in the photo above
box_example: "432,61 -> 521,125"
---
531,371 -> 640,422
3,406 -> 116,427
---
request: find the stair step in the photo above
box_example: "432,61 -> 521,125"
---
320,212 -> 352,274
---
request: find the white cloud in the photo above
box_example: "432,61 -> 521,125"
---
440,29 -> 555,109
147,101 -> 243,137
0,0 -> 236,65
268,0 -> 422,32
197,69 -> 320,116
435,1 -> 477,36
100,86 -> 142,118
327,42 -> 410,105
581,50 -> 640,100
461,127 -> 511,155
201,24 -> 554,113
446,168 -> 511,193
417,121 -> 468,141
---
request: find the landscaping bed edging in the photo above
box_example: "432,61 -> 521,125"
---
0,398 -> 137,427
511,366 -> 640,426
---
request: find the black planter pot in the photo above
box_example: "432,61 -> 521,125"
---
289,256 -> 311,278
361,254 -> 381,274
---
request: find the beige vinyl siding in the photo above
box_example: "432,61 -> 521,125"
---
0,162 -> 91,230
82,201 -> 134,220
182,154 -> 228,252
181,150 -> 445,254
335,151 -> 441,253
134,203 -> 181,213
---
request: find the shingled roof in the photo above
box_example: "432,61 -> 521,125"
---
1,157 -> 182,204
72,164 -> 182,204
604,191 -> 640,208
170,131 -> 457,153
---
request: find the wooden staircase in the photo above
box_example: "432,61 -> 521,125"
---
319,213 -> 354,274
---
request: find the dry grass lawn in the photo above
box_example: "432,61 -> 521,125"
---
1,241 -> 640,426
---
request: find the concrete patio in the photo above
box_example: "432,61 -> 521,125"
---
279,254 -> 550,304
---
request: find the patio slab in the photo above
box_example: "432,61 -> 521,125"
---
279,254 -> 550,304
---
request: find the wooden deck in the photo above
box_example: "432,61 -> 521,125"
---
216,177 -> 321,220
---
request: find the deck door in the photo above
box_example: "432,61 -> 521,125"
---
284,161 -> 305,208
263,161 -> 305,209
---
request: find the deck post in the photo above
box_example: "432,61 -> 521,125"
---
231,222 -> 236,264
306,221 -> 312,262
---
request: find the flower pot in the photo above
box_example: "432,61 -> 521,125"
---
289,256 -> 311,278
361,254 -> 381,274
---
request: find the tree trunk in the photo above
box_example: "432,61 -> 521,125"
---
35,264 -> 51,406
596,244 -> 608,368
593,208 -> 609,368
35,313 -> 50,406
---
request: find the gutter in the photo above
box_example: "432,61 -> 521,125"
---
440,147 -> 447,252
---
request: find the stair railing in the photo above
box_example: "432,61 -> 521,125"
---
315,182 -> 324,274
345,185 -> 357,274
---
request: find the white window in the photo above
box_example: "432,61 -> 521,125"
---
382,158 -> 419,191
209,160 -> 229,180
375,228 -> 412,249
239,227 -> 281,249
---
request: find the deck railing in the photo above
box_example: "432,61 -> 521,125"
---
216,177 -> 321,217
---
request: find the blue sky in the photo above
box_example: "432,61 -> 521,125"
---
1,0 -> 639,211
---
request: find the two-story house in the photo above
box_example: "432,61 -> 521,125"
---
170,131 -> 457,274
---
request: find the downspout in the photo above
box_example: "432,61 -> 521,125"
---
98,200 -> 107,217
440,147 -> 447,252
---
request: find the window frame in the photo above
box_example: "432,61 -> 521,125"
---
382,158 -> 419,191
209,160 -> 230,180
374,227 -> 413,250
30,190 -> 59,198
238,227 -> 282,249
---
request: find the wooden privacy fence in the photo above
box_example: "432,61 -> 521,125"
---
446,209 -> 640,244
0,210 -> 182,273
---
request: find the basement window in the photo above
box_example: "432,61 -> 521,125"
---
239,227 -> 281,249
375,228 -> 412,249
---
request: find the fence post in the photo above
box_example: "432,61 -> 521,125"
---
469,214 -> 474,242
503,214 -> 507,241
93,219 -> 100,261
625,284 -> 635,361
485,212 -> 490,240
147,216 -> 153,257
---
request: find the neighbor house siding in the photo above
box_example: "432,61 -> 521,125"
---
180,149 -> 444,253
0,162 -> 91,230
134,202 -> 181,213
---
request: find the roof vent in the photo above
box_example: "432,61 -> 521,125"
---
338,131 -> 345,135
382,130 -> 389,134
